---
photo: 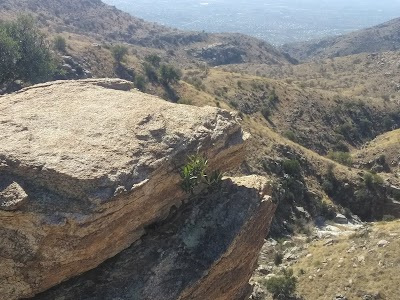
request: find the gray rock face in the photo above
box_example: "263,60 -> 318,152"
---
31,176 -> 276,300
0,180 -> 28,210
334,213 -> 349,224
0,79 -> 251,299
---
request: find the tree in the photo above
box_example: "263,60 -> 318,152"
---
143,62 -> 158,83
145,54 -> 161,67
134,74 -> 146,91
0,28 -> 20,84
0,16 -> 55,86
111,44 -> 129,63
159,64 -> 182,84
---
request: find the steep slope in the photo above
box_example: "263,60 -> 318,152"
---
181,68 -> 400,154
281,17 -> 400,61
0,0 -> 290,67
353,129 -> 400,175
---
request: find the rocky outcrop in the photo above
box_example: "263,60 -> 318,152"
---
0,79 -> 259,299
31,175 -> 275,300
188,43 -> 246,66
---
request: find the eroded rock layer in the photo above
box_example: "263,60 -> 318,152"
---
31,176 -> 276,300
0,79 -> 249,299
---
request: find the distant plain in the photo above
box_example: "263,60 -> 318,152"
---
103,0 -> 400,44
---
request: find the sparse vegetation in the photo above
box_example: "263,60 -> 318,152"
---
327,151 -> 352,166
180,154 -> 223,194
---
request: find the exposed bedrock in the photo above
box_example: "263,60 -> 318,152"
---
0,79 -> 275,299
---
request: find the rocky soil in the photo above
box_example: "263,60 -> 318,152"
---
251,216 -> 400,300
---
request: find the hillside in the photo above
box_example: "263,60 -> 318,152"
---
0,0 -> 290,67
281,17 -> 400,61
353,129 -> 400,175
1,1 -> 400,299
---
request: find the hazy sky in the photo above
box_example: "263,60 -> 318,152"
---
103,0 -> 400,44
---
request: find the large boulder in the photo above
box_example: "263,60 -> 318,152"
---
0,79 -> 252,299
32,175 -> 276,300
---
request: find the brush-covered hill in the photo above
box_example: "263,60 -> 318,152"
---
281,17 -> 400,61
0,0 -> 290,67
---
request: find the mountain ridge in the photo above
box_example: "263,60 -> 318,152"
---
281,17 -> 400,61
0,0 -> 290,66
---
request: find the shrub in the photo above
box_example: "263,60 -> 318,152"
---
265,269 -> 297,299
283,130 -> 297,142
363,172 -> 383,189
282,159 -> 301,176
382,215 -> 395,222
111,44 -> 128,63
180,154 -> 223,194
134,74 -> 146,91
327,151 -> 352,166
261,106 -> 271,119
53,35 -> 67,52
274,252 -> 283,266
160,64 -> 182,84
0,28 -> 19,84
145,54 -> 161,67
0,15 -> 55,86
143,62 -> 158,83
332,140 -> 349,152
268,89 -> 279,103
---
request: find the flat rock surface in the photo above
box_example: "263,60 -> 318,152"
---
0,79 -> 242,202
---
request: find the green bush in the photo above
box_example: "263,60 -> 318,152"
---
143,62 -> 159,83
0,16 -> 55,86
266,269 -> 297,299
363,172 -> 383,189
145,54 -> 161,67
274,252 -> 283,266
134,74 -> 146,91
53,35 -> 67,52
0,28 -> 20,84
283,130 -> 297,142
282,159 -> 301,176
327,151 -> 352,166
111,44 -> 129,63
268,89 -> 279,103
160,64 -> 182,84
180,154 -> 223,194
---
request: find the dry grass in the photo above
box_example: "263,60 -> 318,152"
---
292,221 -> 400,300
352,129 -> 400,174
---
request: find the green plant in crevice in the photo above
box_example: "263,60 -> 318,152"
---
204,169 -> 223,192
180,154 -> 223,194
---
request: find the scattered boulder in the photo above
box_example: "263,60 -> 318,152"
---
377,240 -> 389,248
334,213 -> 349,224
0,181 -> 28,211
